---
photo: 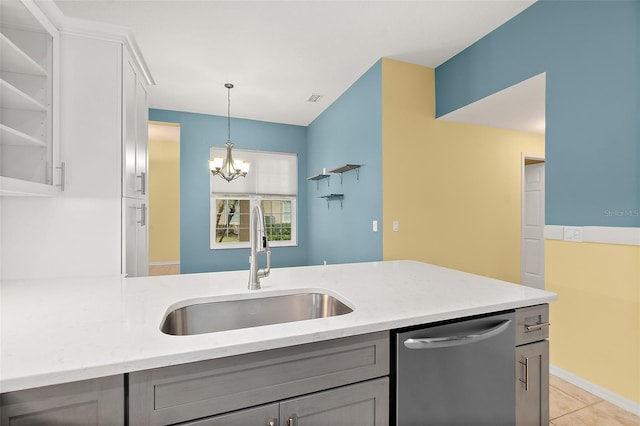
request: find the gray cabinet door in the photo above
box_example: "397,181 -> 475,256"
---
280,377 -> 389,426
516,340 -> 549,426
0,375 -> 124,426
129,332 -> 389,425
181,403 -> 279,426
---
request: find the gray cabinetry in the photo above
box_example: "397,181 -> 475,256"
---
515,304 -> 550,426
129,331 -> 389,425
281,377 -> 388,426
182,404 -> 279,426
0,375 -> 124,425
183,378 -> 389,426
516,340 -> 549,426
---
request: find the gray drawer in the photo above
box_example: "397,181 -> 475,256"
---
129,331 -> 389,425
516,304 -> 549,346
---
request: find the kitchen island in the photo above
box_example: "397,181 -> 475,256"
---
1,260 -> 556,424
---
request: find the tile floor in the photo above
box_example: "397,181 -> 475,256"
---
550,375 -> 639,426
146,264 -> 640,425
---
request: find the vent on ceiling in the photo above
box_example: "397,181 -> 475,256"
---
307,94 -> 323,103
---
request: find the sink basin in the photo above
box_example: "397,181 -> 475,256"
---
161,292 -> 354,335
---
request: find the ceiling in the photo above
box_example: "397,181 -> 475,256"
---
440,73 -> 546,134
55,0 -> 543,131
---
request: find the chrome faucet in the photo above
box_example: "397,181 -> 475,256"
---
248,204 -> 271,290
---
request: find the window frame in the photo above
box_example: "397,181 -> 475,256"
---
210,195 -> 297,250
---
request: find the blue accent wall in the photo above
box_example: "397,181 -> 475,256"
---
149,109 -> 308,273
435,0 -> 640,227
306,60 -> 383,265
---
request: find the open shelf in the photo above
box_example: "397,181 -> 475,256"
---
0,123 -> 46,147
329,164 -> 361,183
0,176 -> 57,196
320,193 -> 344,209
0,32 -> 48,76
0,1 -> 57,196
307,173 -> 331,181
307,173 -> 331,190
0,78 -> 47,111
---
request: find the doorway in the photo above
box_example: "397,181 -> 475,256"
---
521,154 -> 545,289
148,121 -> 181,275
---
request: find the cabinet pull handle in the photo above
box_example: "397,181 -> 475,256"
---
56,162 -> 66,191
519,356 -> 530,391
287,417 -> 294,426
268,421 -> 276,426
525,322 -> 550,332
137,171 -> 146,195
137,203 -> 147,226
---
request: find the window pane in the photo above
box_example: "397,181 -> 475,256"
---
261,199 -> 292,242
215,199 -> 242,242
238,200 -> 250,242
213,196 -> 295,248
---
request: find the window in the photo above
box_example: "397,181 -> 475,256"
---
210,149 -> 297,249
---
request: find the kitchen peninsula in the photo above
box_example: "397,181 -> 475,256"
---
1,260 -> 556,424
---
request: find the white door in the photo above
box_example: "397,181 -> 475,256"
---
522,162 -> 545,289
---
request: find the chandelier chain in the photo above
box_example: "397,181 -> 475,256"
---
209,82 -> 248,182
227,85 -> 231,141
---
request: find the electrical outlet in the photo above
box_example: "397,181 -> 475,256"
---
393,221 -> 399,232
372,220 -> 378,232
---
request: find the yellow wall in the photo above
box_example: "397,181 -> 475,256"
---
381,58 -> 544,283
148,134 -> 180,263
546,240 -> 640,402
381,58 -> 640,404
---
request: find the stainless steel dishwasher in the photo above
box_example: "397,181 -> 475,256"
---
394,311 -> 516,425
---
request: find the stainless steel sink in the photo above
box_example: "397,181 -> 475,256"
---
161,292 -> 354,335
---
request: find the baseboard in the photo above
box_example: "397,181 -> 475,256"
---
550,364 -> 640,416
149,261 -> 180,266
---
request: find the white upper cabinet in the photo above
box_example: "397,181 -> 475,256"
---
0,0 -> 59,196
122,48 -> 149,200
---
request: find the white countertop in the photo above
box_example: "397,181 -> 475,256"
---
0,260 -> 556,393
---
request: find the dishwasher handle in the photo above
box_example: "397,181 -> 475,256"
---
404,320 -> 512,349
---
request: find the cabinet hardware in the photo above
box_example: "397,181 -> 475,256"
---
56,162 -> 66,191
137,203 -> 147,226
268,421 -> 276,426
287,417 -> 294,426
519,356 -> 530,391
137,171 -> 146,195
525,322 -> 550,332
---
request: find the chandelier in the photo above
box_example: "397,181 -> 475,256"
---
209,83 -> 250,182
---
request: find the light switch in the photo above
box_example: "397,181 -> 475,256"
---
372,220 -> 378,232
393,221 -> 399,232
563,226 -> 583,242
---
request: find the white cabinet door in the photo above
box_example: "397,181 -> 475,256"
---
122,48 -> 148,200
122,46 -> 149,277
58,34 -> 122,198
124,197 -> 148,277
135,76 -> 149,196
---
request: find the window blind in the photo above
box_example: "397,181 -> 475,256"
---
210,148 -> 297,196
